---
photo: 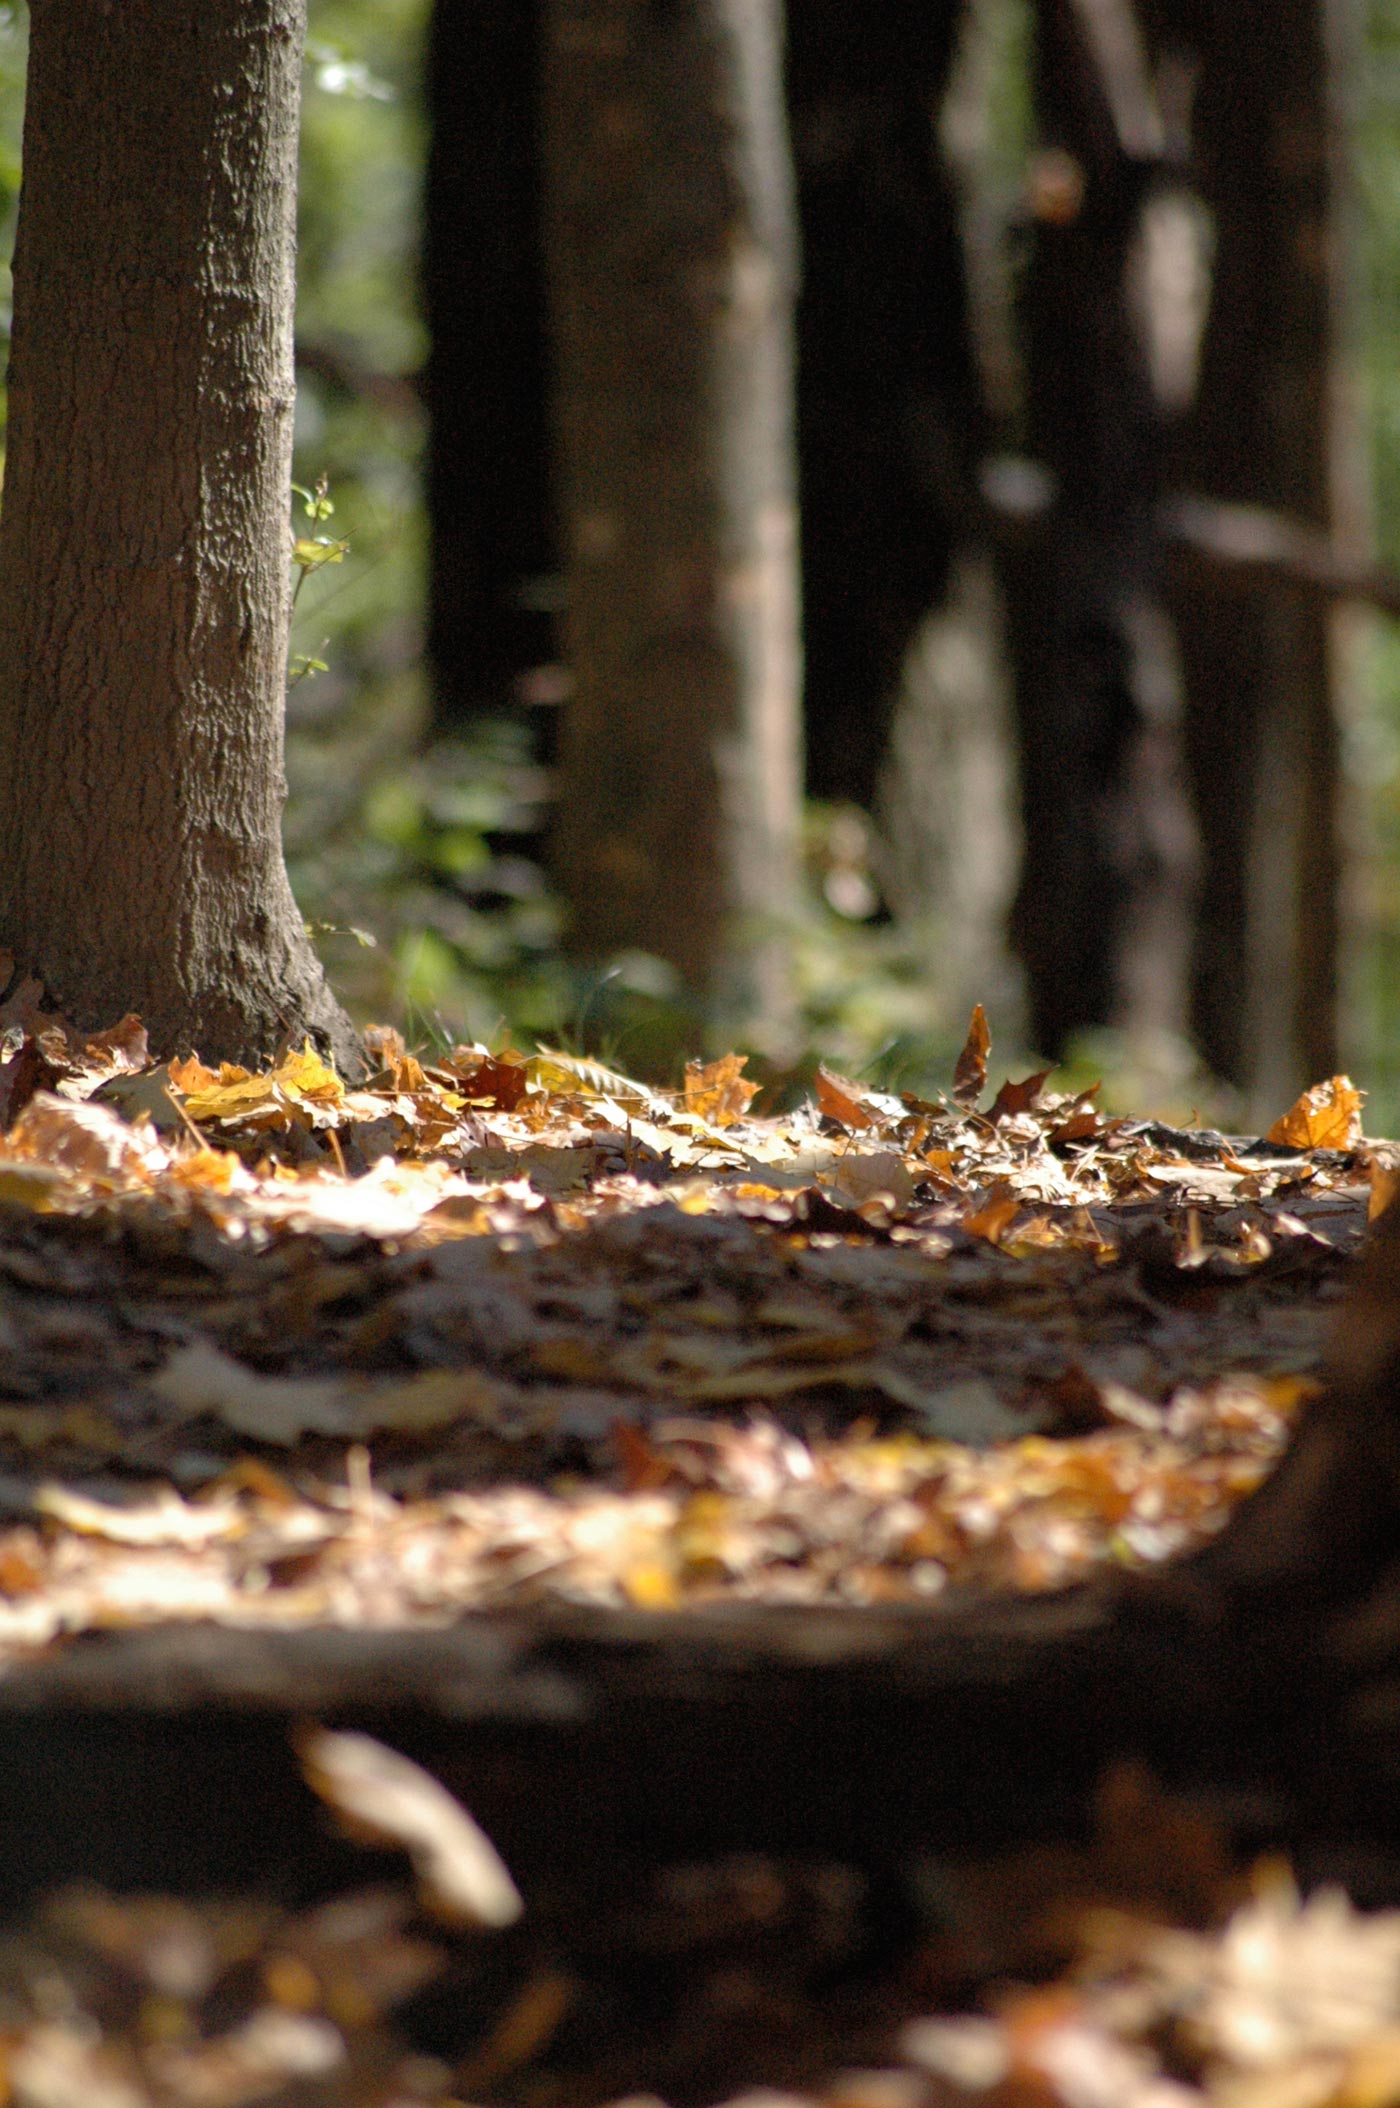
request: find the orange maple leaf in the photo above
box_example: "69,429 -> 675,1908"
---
1265,1075 -> 1364,1151
684,1052 -> 760,1128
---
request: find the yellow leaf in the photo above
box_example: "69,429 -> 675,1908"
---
182,1075 -> 291,1129
622,1560 -> 681,1609
1265,1074 -> 1364,1151
272,1042 -> 344,1105
684,1051 -> 760,1128
0,1161 -> 70,1209
525,1049 -> 668,1112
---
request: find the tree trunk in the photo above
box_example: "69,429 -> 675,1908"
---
1000,0 -> 1197,1062
542,0 -> 802,1042
786,0 -> 980,812
0,0 -> 358,1072
1155,0 -> 1351,1110
422,0 -> 558,735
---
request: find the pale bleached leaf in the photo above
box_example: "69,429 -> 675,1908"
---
298,1727 -> 523,1928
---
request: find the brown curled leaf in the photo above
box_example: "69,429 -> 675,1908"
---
815,1064 -> 880,1131
989,1068 -> 1053,1123
952,1004 -> 991,1107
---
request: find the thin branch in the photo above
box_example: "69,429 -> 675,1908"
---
1065,0 -> 1165,159
1159,493 -> 1400,622
294,338 -> 424,426
980,456 -> 1400,621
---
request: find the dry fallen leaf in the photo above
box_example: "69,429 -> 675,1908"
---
684,1052 -> 761,1128
953,1003 -> 991,1107
815,1065 -> 881,1131
0,1000 -> 1365,1646
5,1092 -> 165,1184
1266,1075 -> 1364,1151
1370,1160 -> 1400,1223
990,1068 -> 1053,1123
168,1052 -> 219,1094
33,1484 -> 242,1548
1145,1870 -> 1400,2071
825,1148 -> 916,1208
962,1179 -> 1022,1245
439,1047 -> 529,1110
297,1727 -> 523,1928
149,1342 -> 494,1446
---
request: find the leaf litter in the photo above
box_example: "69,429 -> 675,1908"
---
0,1750 -> 1397,2108
0,1002 -> 1382,1648
0,998 -> 1394,2104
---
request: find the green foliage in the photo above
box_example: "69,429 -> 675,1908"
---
291,478 -> 350,611
286,713 -> 572,1049
285,0 -> 430,838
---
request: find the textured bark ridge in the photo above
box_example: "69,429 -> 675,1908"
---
542,0 -> 803,1042
0,0 -> 359,1072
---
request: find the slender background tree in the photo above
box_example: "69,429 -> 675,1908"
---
541,0 -> 803,1044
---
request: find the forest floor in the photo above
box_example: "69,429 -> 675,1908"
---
0,987 -> 1394,2108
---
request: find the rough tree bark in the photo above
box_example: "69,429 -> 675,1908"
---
423,0 -> 557,734
0,0 -> 358,1070
542,0 -> 802,1040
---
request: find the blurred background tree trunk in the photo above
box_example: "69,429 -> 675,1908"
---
982,0 -> 1359,1102
998,0 -> 1198,1065
408,0 -> 1365,1096
785,0 -> 982,813
1151,0 -> 1359,1116
541,0 -> 803,1044
422,0 -> 558,735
